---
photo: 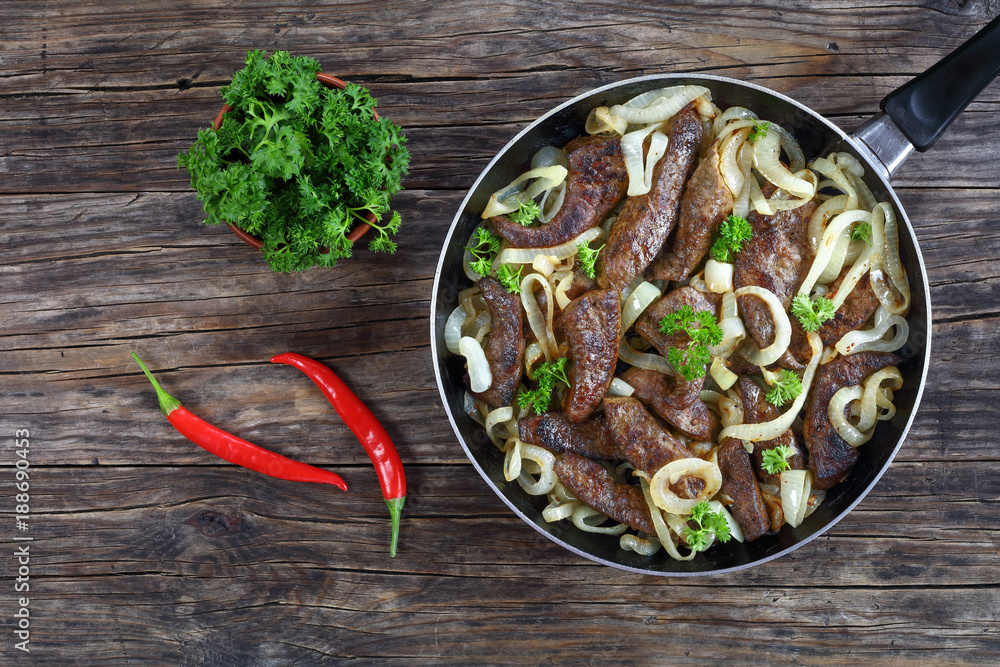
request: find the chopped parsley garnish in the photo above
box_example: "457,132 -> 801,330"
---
516,357 -> 570,416
790,294 -> 837,333
761,444 -> 796,475
748,120 -> 771,144
851,221 -> 873,245
466,227 -> 502,277
710,214 -> 753,263
496,263 -> 523,294
577,243 -> 604,279
659,305 -> 724,382
683,501 -> 732,552
765,369 -> 803,407
508,199 -> 541,226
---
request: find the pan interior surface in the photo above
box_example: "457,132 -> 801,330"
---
431,75 -> 930,575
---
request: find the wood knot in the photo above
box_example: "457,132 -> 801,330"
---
186,510 -> 243,536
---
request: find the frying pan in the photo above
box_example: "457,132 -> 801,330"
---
430,15 -> 1000,575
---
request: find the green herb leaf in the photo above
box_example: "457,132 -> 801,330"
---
577,243 -> 604,280
791,295 -> 837,332
710,214 -> 753,263
851,221 -> 873,245
761,444 -> 795,475
748,120 -> 771,144
658,305 -> 723,381
178,49 -> 410,273
508,200 -> 541,227
497,264 -> 523,294
765,369 -> 803,407
683,501 -> 732,552
466,227 -> 502,277
516,357 -> 570,416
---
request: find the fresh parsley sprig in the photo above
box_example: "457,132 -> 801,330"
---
761,444 -> 796,475
748,120 -> 771,144
765,369 -> 803,407
659,305 -> 724,382
178,49 -> 410,273
466,227 -> 502,277
508,200 -> 541,227
710,214 -> 753,263
683,501 -> 732,552
791,294 -> 837,332
517,357 -> 570,416
496,264 -> 523,294
851,222 -> 873,245
577,243 -> 604,279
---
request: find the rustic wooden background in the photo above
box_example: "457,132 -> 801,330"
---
2,0 -> 999,664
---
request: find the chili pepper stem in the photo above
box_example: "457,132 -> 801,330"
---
131,352 -> 181,416
385,496 -> 405,557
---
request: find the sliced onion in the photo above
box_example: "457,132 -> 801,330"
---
712,106 -> 758,137
496,226 -> 602,266
647,458 -> 723,515
798,209 -> 872,297
808,194 -> 849,251
621,123 -> 662,196
484,406 -> 514,449
585,106 -> 628,136
641,131 -> 670,195
542,497 -> 580,523
734,285 -> 791,366
609,85 -> 710,124
753,130 -> 815,198
639,478 -> 695,562
444,306 -> 468,355
829,385 -> 869,447
607,378 -> 636,397
531,146 -> 569,170
710,356 -> 738,390
515,443 -> 558,495
705,259 -> 734,293
872,202 -> 910,315
554,272 -> 574,310
720,332 -> 821,442
810,156 -> 858,211
835,304 -> 909,355
481,165 -> 568,219
719,125 -> 753,195
769,122 -> 806,173
780,469 -> 812,527
572,505 -> 629,535
621,281 -> 662,332
619,339 -> 675,376
620,533 -> 661,556
520,274 -> 558,361
858,367 -> 903,431
459,336 -> 492,393
707,500 -> 744,543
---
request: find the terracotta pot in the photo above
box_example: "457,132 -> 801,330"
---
213,72 -> 376,249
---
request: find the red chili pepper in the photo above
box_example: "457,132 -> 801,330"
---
271,352 -> 406,557
131,352 -> 348,492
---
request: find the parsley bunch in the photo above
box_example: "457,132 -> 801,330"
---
509,200 -> 541,226
851,221 -> 873,245
466,227 -> 501,277
178,50 -> 410,273
761,444 -> 795,475
710,214 -> 753,263
748,120 -> 771,144
659,305 -> 724,382
577,243 -> 604,279
517,357 -> 570,415
765,369 -> 803,407
791,294 -> 837,332
683,501 -> 732,552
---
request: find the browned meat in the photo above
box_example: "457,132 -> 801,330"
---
598,105 -> 704,290
734,184 -> 817,362
803,351 -> 902,490
561,289 -> 622,422
788,269 -> 881,363
736,376 -> 805,487
554,451 -> 655,534
491,136 -> 627,248
620,366 -> 720,441
717,439 -> 771,541
518,413 -> 617,461
467,277 -> 525,409
634,286 -> 720,404
647,141 -> 734,282
603,396 -> 703,499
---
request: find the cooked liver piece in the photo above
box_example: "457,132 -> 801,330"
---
598,104 -> 704,290
735,376 -> 805,487
621,366 -> 720,441
647,141 -> 734,282
603,396 -> 704,499
554,451 -> 655,534
803,351 -> 903,489
734,184 -> 817,355
518,412 -> 617,461
468,276 -> 525,410
717,439 -> 771,541
491,136 -> 627,248
561,289 -> 622,422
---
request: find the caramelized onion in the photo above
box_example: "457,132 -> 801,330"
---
647,458 -> 723,515
734,285 -> 791,366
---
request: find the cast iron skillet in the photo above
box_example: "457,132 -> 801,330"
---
431,15 -> 1000,575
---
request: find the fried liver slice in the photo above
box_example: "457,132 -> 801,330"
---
736,376 -> 805,487
598,104 -> 704,290
554,451 -> 655,534
518,412 -> 617,461
468,276 -> 524,409
491,136 -> 627,248
647,141 -> 734,282
561,289 -> 622,422
620,366 -> 720,441
717,439 -> 771,541
803,351 -> 902,489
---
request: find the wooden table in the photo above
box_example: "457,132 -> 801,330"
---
3,1 -> 999,663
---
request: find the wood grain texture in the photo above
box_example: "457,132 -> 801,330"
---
2,0 -> 999,664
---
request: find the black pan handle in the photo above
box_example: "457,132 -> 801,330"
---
881,12 -> 1000,151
